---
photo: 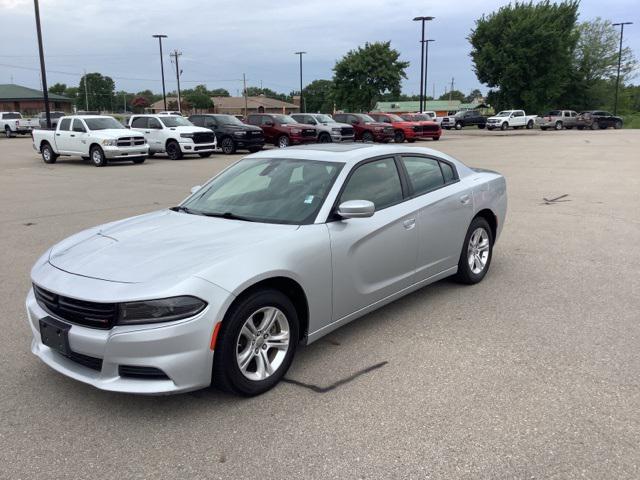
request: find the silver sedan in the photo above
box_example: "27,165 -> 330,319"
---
26,144 -> 507,396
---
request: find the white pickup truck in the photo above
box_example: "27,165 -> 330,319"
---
128,114 -> 217,160
32,115 -> 148,167
1,112 -> 34,137
486,110 -> 536,131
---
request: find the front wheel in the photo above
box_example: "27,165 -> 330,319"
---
394,130 -> 405,143
41,143 -> 58,164
478,124 -> 486,129
220,137 -> 236,154
361,131 -> 374,143
277,135 -> 290,148
212,289 -> 299,396
614,120 -> 623,130
500,122 -> 508,131
166,140 -> 183,160
455,122 -> 462,130
454,216 -> 493,285
432,136 -> 440,141
590,122 -> 599,130
90,146 -> 107,167
318,132 -> 332,143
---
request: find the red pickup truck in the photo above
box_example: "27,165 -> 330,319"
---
332,113 -> 394,143
246,113 -> 317,148
371,112 -> 441,142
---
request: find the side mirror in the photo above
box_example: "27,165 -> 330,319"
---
190,185 -> 202,194
264,121 -> 274,127
337,200 -> 375,219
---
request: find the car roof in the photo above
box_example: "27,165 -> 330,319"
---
246,143 -> 468,169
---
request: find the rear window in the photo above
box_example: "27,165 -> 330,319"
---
547,110 -> 561,116
131,117 -> 147,128
3,113 -> 21,119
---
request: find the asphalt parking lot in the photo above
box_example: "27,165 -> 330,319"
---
1,129 -> 639,479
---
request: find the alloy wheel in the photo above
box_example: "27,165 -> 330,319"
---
236,306 -> 290,381
278,136 -> 290,148
221,137 -> 235,154
467,227 -> 490,274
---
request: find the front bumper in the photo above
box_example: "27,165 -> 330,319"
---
235,137 -> 265,148
373,131 -> 394,142
27,264 -> 234,395
179,141 -> 217,153
290,135 -> 317,145
103,145 -> 149,159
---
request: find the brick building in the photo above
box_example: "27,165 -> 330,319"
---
148,95 -> 300,116
0,84 -> 74,114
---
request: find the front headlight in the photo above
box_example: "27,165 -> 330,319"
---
290,128 -> 301,134
117,296 -> 207,325
101,139 -> 117,146
233,131 -> 246,137
180,133 -> 194,139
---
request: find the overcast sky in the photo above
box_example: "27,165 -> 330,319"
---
0,0 -> 638,98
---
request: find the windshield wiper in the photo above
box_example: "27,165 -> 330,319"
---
170,205 -> 199,215
199,211 -> 256,222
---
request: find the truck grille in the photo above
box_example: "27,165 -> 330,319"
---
413,125 -> 423,133
248,130 -> 264,138
192,132 -> 216,144
383,127 -> 394,135
117,137 -> 146,147
423,123 -> 439,132
340,127 -> 354,136
33,284 -> 117,329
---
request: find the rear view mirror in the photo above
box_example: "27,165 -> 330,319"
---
337,200 -> 375,219
190,185 -> 202,194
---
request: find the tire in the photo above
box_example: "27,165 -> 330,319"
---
526,120 -> 534,129
566,126 -> 574,130
147,151 -> 155,157
361,131 -> 374,143
554,121 -> 563,131
500,122 -> 508,131
90,145 -> 107,167
318,132 -> 332,143
590,122 -> 599,130
487,127 -> 494,131
455,122 -> 463,130
277,135 -> 290,148
220,136 -> 236,154
478,124 -> 486,129
198,152 -> 213,158
248,146 -> 263,153
540,127 -> 548,131
454,216 -> 493,285
614,120 -> 623,130
212,289 -> 299,396
432,136 -> 440,141
132,157 -> 146,164
394,130 -> 405,143
166,140 -> 183,159
407,138 -> 416,143
577,126 -> 584,130
41,143 -> 58,164
5,126 -> 13,138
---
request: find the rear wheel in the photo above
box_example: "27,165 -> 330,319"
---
41,143 -> 58,164
5,126 -> 13,138
590,122 -> 599,130
555,121 -> 563,130
90,145 -> 107,167
614,120 -> 623,129
212,289 -> 299,396
394,130 -> 405,143
362,131 -> 374,143
166,140 -> 183,159
526,120 -> 534,129
220,137 -> 236,154
455,122 -> 463,130
454,216 -> 493,285
277,135 -> 290,148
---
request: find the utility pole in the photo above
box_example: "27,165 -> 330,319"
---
84,69 -> 89,111
152,34 -> 168,110
448,77 -> 455,104
123,91 -> 126,113
33,0 -> 51,128
413,16 -> 434,112
170,50 -> 182,112
294,51 -> 306,113
422,39 -> 435,103
612,22 -> 633,116
243,73 -> 248,119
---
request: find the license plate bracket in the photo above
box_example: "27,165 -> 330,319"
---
39,316 -> 71,356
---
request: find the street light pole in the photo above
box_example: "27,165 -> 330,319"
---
413,16 -> 434,113
612,22 -> 632,116
33,0 -> 50,128
422,39 -> 435,107
294,51 -> 306,113
152,34 -> 168,110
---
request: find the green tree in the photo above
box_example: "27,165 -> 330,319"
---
77,72 -> 115,111
49,83 -> 67,96
469,0 -> 579,113
465,89 -> 483,103
438,90 -> 466,102
332,41 -> 409,111
302,79 -> 334,112
209,88 -> 230,97
245,87 -> 289,102
186,92 -> 213,112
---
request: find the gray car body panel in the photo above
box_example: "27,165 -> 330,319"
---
28,143 -> 506,394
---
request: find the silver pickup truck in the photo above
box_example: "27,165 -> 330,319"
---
290,113 -> 355,142
32,115 -> 148,167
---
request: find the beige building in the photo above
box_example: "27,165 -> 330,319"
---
148,95 -> 300,116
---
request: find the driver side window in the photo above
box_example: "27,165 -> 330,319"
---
148,118 -> 162,129
340,158 -> 403,211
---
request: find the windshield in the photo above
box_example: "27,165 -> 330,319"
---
386,114 -> 404,122
402,114 -> 427,121
216,114 -> 244,126
272,115 -> 298,124
182,158 -> 344,224
357,114 -> 376,123
51,112 -> 65,119
3,113 -> 22,119
160,116 -> 193,127
84,117 -> 124,130
495,111 -> 511,117
315,114 -> 334,123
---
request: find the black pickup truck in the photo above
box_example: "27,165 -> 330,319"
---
189,114 -> 265,154
453,110 -> 488,129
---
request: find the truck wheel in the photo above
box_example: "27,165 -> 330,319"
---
220,137 -> 236,154
478,124 -> 486,129
166,140 -> 183,159
590,122 -> 599,130
362,131 -> 374,143
41,143 -> 58,164
394,130 -> 405,143
526,120 -> 534,129
577,126 -> 584,130
277,135 -> 290,148
318,132 -> 332,143
455,122 -> 463,130
555,121 -> 563,130
90,146 -> 107,167
614,120 -> 623,129
132,157 -> 146,164
432,136 -> 440,141
5,126 -> 14,138
500,122 -> 508,131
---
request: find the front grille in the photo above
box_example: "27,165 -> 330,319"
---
117,136 -> 146,147
34,284 -> 117,329
68,351 -> 103,371
119,365 -> 170,380
340,127 -> 354,136
192,132 -> 216,144
413,125 -> 423,133
302,129 -> 316,138
383,127 -> 394,134
423,123 -> 439,132
248,130 -> 263,138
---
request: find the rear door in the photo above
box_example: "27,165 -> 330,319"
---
146,117 -> 165,152
55,117 -> 74,153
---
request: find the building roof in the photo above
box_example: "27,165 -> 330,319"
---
150,95 -> 299,111
0,84 -> 72,102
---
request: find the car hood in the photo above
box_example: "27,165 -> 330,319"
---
168,126 -> 212,134
91,128 -> 143,139
48,210 -> 298,284
363,122 -> 391,129
220,124 -> 262,132
324,122 -> 353,129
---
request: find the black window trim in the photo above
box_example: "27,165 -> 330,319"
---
395,153 -> 460,200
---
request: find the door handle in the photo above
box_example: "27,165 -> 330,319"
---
460,194 -> 471,205
55,133 -> 60,136
70,134 -> 75,137
144,130 -> 150,133
403,218 -> 416,230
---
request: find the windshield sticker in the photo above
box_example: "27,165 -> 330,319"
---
304,195 -> 314,204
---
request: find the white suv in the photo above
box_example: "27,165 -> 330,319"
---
128,114 -> 216,159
